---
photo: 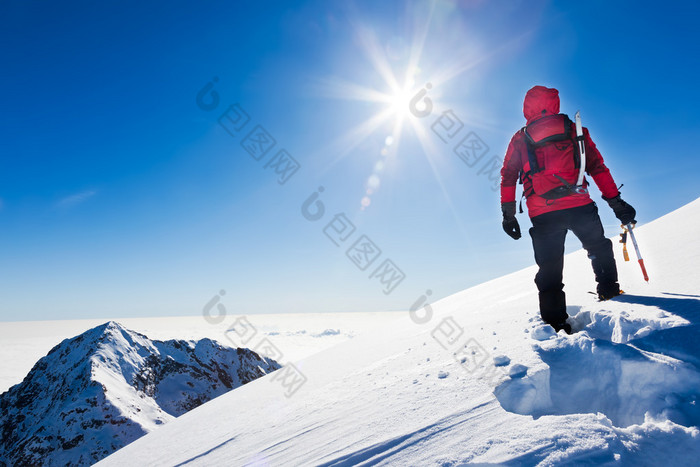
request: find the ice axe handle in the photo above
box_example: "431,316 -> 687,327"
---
626,223 -> 649,282
638,259 -> 649,282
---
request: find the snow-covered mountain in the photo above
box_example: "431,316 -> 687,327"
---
98,197 -> 700,466
0,312 -> 401,395
0,321 -> 280,466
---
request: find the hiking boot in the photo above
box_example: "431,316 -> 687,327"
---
551,321 -> 572,335
598,282 -> 622,301
539,289 -> 567,328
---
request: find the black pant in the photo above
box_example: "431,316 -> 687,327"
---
529,202 -> 618,327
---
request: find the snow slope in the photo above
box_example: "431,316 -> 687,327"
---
0,322 -> 280,466
100,198 -> 700,466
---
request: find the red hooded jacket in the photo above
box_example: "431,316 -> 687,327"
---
500,86 -> 619,218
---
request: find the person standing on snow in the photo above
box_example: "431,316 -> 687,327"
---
499,85 -> 636,334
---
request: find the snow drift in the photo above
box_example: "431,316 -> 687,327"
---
0,321 -> 280,466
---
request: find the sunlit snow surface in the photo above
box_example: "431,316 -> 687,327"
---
93,197 -> 700,466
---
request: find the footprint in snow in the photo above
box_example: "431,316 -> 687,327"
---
572,307 -> 687,344
531,325 -> 556,341
437,370 -> 449,379
493,355 -> 511,367
508,364 -> 527,378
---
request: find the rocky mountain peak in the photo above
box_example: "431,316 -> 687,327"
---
0,322 -> 280,466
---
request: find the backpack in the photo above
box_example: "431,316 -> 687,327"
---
520,113 -> 588,200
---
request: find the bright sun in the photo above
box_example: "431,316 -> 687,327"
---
387,85 -> 416,117
314,6 -> 455,212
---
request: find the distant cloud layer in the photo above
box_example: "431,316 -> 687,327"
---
56,190 -> 97,209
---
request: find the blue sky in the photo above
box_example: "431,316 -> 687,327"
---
1,1 -> 698,321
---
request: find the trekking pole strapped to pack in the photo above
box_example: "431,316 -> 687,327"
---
624,223 -> 649,282
574,111 -> 587,190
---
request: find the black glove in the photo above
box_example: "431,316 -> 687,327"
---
501,202 -> 521,240
604,194 -> 636,225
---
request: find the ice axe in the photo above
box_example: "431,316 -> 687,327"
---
620,223 -> 649,282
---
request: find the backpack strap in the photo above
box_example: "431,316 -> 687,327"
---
518,192 -> 525,213
521,128 -> 541,176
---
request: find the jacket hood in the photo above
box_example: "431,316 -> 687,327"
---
523,86 -> 560,124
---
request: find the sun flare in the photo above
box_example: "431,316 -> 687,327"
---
387,84 -> 417,117
312,2 -> 492,217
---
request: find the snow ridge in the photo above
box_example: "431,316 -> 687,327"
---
0,321 -> 280,466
